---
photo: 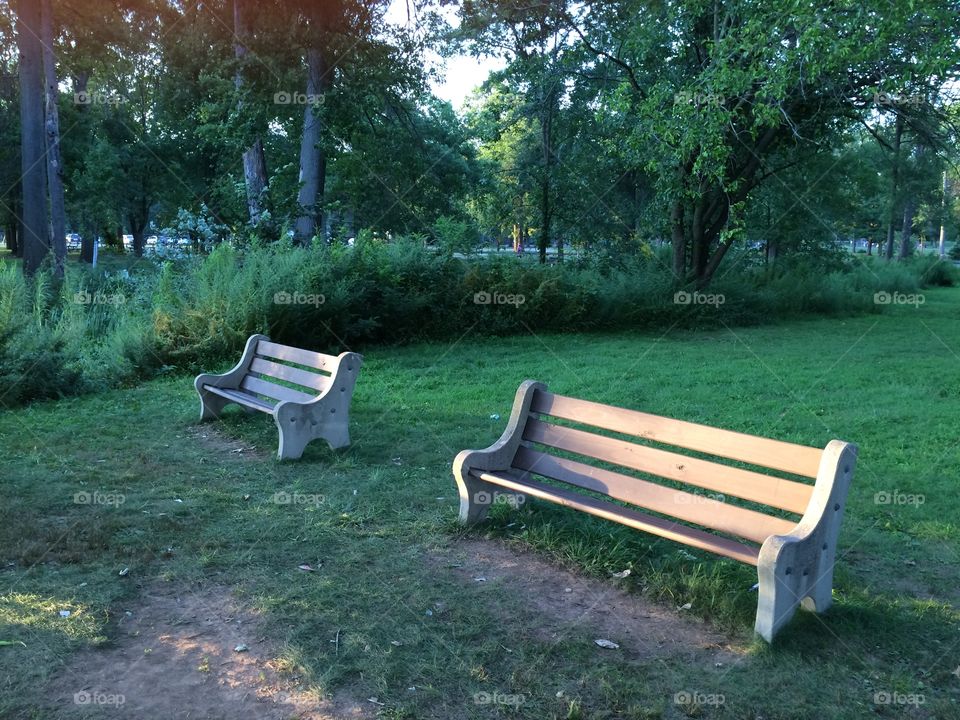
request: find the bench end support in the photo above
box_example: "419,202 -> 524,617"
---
755,440 -> 857,641
454,379 -> 546,524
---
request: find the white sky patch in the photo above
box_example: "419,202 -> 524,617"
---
385,0 -> 505,112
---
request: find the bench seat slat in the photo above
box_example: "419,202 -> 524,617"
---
249,357 -> 330,393
240,375 -> 316,404
203,385 -> 275,413
523,418 -> 813,514
257,340 -> 336,371
473,469 -> 761,566
513,446 -> 797,544
531,391 -> 823,478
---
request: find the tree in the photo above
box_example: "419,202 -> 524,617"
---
15,0 -> 49,276
566,0 -> 960,286
458,0 -> 571,263
234,0 -> 270,227
40,0 -> 66,277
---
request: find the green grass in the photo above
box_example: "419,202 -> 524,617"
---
2,288 -> 959,718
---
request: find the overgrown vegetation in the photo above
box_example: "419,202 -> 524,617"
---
1,242 -> 956,404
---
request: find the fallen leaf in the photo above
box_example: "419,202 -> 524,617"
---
594,639 -> 620,649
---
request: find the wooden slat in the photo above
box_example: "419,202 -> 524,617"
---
513,447 -> 795,544
240,375 -> 316,404
531,391 -> 823,478
474,470 -> 761,566
249,357 -> 329,394
203,385 -> 275,413
256,340 -> 336,371
523,418 -> 812,514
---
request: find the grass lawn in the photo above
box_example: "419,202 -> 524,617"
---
1,288 -> 959,719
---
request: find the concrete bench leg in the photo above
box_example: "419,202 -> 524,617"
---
274,408 -> 352,460
755,440 -> 856,641
454,467 -> 500,524
197,388 -> 231,420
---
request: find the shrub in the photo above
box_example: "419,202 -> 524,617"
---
1,232 -> 956,406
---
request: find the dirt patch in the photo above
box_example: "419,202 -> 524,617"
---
433,538 -> 744,665
44,582 -> 374,719
188,425 -> 263,461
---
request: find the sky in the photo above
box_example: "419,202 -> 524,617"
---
384,0 -> 505,111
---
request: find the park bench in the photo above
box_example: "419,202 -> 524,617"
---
194,334 -> 362,460
453,380 -> 858,641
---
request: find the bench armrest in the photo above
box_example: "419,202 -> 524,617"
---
755,439 -> 858,641
454,379 -> 545,523
194,333 -> 269,393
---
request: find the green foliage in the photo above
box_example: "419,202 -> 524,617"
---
431,216 -> 481,255
0,262 -> 158,404
0,241 -> 954,406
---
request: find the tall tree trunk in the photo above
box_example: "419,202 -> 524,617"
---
16,0 -> 50,276
538,87 -> 555,265
40,0 -> 66,278
539,170 -> 550,264
294,45 -> 329,245
243,139 -> 268,224
72,72 -> 98,264
234,0 -> 269,226
884,114 -> 904,260
4,221 -> 17,254
671,200 -> 686,278
938,172 -> 948,258
79,216 -> 95,264
899,198 -> 915,260
129,218 -> 146,257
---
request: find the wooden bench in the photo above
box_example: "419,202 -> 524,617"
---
453,380 -> 858,641
194,334 -> 362,460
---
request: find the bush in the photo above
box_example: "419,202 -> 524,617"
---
1,234 -> 956,406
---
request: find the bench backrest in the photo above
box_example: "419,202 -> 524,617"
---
240,339 -> 343,405
515,388 -> 823,552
